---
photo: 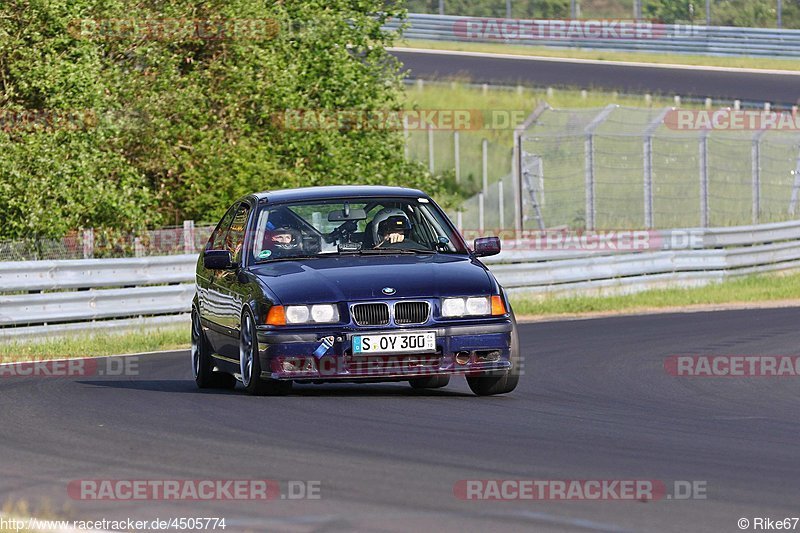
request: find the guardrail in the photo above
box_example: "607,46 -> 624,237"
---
3,220 -> 800,341
387,14 -> 800,58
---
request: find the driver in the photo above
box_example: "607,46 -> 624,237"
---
265,226 -> 302,258
371,208 -> 416,249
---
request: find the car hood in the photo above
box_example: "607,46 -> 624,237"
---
249,254 -> 494,304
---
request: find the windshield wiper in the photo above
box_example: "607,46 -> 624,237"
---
255,253 -> 334,263
353,248 -> 432,255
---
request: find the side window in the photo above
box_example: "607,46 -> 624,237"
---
208,205 -> 238,251
226,204 -> 251,263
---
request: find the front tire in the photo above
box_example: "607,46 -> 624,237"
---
239,309 -> 292,396
192,309 -> 236,390
466,315 -> 521,396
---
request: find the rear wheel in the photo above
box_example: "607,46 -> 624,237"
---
240,309 -> 292,396
409,375 -> 450,389
466,315 -> 521,396
191,309 -> 236,389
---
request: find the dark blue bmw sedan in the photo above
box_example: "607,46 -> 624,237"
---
192,185 -> 520,396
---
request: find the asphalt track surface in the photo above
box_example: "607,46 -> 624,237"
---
2,307 -> 800,532
394,48 -> 800,106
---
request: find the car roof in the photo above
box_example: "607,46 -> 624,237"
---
249,185 -> 429,204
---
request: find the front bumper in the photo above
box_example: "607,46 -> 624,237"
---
256,321 -> 513,382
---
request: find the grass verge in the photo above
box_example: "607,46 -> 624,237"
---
510,272 -> 800,317
401,39 -> 800,72
0,326 -> 188,363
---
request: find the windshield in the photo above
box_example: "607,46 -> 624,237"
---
250,197 -> 467,262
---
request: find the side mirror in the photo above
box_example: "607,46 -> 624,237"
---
204,250 -> 235,270
473,237 -> 501,257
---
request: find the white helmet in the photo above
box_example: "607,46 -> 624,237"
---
371,207 -> 411,245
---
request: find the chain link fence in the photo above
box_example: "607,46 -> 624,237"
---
458,104 -> 800,232
0,222 -> 214,262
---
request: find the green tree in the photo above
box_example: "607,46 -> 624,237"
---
0,0 -> 436,238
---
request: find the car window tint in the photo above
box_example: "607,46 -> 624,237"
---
226,204 -> 251,262
208,205 -> 238,251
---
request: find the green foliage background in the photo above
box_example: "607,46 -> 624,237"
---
0,0 -> 436,239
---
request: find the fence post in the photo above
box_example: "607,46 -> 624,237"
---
478,192 -> 485,234
134,237 -> 145,258
789,148 -> 800,216
513,102 -> 551,234
643,107 -> 671,229
183,220 -> 195,253
583,105 -> 617,231
700,130 -> 710,228
498,180 -> 505,229
427,125 -> 434,174
513,134 -> 522,236
82,228 -> 94,259
454,130 -> 460,183
403,114 -> 409,160
752,129 -> 766,224
482,138 -> 489,194
643,136 -> 653,228
585,134 -> 595,230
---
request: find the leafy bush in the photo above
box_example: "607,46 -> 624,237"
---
0,0 -> 437,238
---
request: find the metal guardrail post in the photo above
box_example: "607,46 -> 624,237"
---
700,130 -> 710,228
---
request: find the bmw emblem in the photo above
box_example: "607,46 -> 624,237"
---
382,287 -> 396,295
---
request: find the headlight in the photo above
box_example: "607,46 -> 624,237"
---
285,304 -> 339,324
286,305 -> 310,324
311,304 -> 337,323
442,298 -> 466,317
466,296 -> 491,315
441,296 -> 505,317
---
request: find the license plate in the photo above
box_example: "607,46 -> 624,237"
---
352,332 -> 436,354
